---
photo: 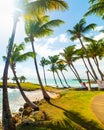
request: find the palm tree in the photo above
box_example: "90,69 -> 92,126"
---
40,57 -> 49,86
67,18 -> 98,81
84,0 -> 104,19
3,43 -> 39,111
25,16 -> 64,101
2,1 -> 68,129
57,63 -> 71,87
48,55 -> 65,88
76,48 -> 96,81
61,45 -> 86,87
86,40 -> 104,80
48,65 -> 58,87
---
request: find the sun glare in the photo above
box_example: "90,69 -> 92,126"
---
0,0 -> 14,19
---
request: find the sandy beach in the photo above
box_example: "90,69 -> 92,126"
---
24,89 -> 59,101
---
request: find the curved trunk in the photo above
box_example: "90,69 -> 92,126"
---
2,19 -> 18,130
86,71 -> 91,91
30,39 -> 50,101
93,57 -> 104,80
82,57 -> 96,81
56,71 -> 65,88
53,71 -> 58,87
42,66 -> 47,86
79,38 -> 98,81
11,66 -> 39,110
71,63 -> 82,83
61,70 -> 71,87
69,65 -> 82,83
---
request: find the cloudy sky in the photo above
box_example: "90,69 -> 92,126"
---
0,0 -> 104,82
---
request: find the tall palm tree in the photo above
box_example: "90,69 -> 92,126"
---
48,55 -> 60,87
48,55 -> 66,88
67,18 -> 98,81
40,57 -> 49,86
76,48 -> 96,81
57,63 -> 71,87
84,0 -> 104,19
86,40 -> 104,80
61,45 -> 85,87
25,16 -> 64,101
2,1 -> 68,129
48,65 -> 58,87
3,43 -> 39,111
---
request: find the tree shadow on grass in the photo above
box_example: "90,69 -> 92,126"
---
16,101 -> 104,130
48,101 -> 104,130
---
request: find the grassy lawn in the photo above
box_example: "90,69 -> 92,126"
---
0,82 -> 41,91
17,89 -> 104,130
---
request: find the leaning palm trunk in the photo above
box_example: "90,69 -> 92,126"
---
11,66 -> 39,110
30,39 -> 50,101
2,18 -> 18,130
86,71 -> 91,91
93,57 -> 104,80
79,38 -> 98,81
56,71 -> 65,88
69,64 -> 86,87
52,71 -> 58,87
69,65 -> 81,83
42,66 -> 47,86
71,63 -> 82,83
82,57 -> 96,81
61,70 -> 71,87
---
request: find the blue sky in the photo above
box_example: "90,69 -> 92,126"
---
0,0 -> 104,81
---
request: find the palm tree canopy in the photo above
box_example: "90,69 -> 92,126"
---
67,18 -> 96,40
61,45 -> 78,64
14,0 -> 68,20
3,43 -> 35,65
40,57 -> 50,67
57,63 -> 67,71
25,15 -> 65,39
48,55 -> 59,65
86,39 -> 104,59
84,1 -> 104,19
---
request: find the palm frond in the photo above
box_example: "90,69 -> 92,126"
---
82,24 -> 97,33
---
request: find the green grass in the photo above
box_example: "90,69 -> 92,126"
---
17,90 -> 104,130
0,82 -> 41,91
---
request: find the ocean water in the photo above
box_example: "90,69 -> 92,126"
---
0,88 -> 25,119
28,78 -> 88,88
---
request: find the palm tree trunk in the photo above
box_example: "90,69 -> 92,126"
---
82,57 -> 96,81
11,66 -> 39,110
2,18 -> 18,130
69,65 -> 82,83
42,66 -> 47,86
53,71 -> 58,87
61,70 -> 70,87
79,38 -> 98,81
93,57 -> 104,80
86,71 -> 91,91
30,39 -> 50,101
56,71 -> 65,88
71,63 -> 82,83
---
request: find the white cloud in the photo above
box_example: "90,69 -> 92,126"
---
94,33 -> 104,40
58,34 -> 69,43
95,26 -> 104,31
25,33 -> 68,58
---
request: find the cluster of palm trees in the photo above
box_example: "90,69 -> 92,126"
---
2,0 -> 104,130
40,55 -> 70,88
